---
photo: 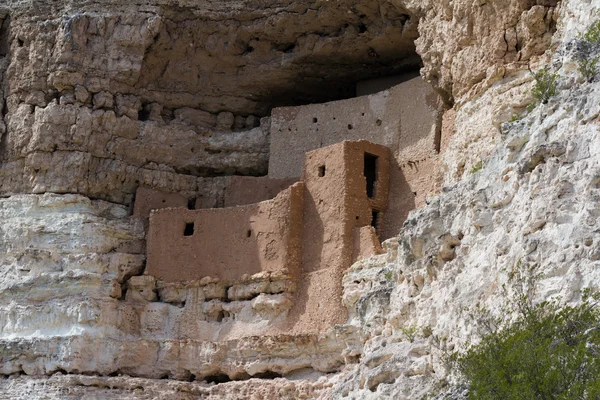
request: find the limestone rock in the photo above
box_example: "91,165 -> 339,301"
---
0,0 -> 599,399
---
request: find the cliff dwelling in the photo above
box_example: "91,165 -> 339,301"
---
134,74 -> 444,336
0,0 -> 576,395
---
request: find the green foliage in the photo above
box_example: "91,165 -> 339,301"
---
525,102 -> 536,113
470,161 -> 483,174
580,20 -> 600,44
578,55 -> 600,82
400,324 -> 419,343
531,67 -> 559,105
509,113 -> 523,123
384,270 -> 394,280
451,261 -> 600,400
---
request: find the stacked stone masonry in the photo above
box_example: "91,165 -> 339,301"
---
145,141 -> 391,334
139,75 -> 445,334
0,0 -> 570,396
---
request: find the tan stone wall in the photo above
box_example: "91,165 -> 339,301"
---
146,183 -> 304,284
352,226 -> 384,263
134,177 -> 297,217
268,77 -> 443,239
133,187 -> 189,219
145,141 -> 392,334
285,141 -> 390,333
343,141 -> 391,230
268,76 -> 442,180
221,176 -> 298,208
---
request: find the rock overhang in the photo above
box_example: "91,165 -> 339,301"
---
2,0 -> 422,116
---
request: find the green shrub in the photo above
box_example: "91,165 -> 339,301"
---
470,161 -> 483,174
525,102 -> 536,113
509,113 -> 522,123
401,324 -> 419,343
451,262 -> 600,400
580,20 -> 600,44
531,67 -> 559,104
578,55 -> 600,82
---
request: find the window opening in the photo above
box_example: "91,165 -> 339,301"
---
0,17 -> 9,57
371,210 -> 380,233
318,165 -> 326,177
184,222 -> 195,236
364,153 -> 378,198
187,198 -> 196,210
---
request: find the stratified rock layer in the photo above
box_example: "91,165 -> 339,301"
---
2,0 -> 600,399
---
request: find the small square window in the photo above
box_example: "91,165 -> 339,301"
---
318,165 -> 326,177
184,222 -> 195,236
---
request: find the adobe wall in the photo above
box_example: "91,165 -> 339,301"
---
268,76 -> 443,239
352,226 -> 384,263
133,187 -> 189,219
143,140 -> 391,335
220,176 -> 298,208
286,141 -> 390,333
146,183 -> 304,284
134,177 -> 298,219
343,141 -> 391,228
268,75 -> 442,180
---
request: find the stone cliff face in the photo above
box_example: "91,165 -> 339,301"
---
0,0 -> 598,398
0,0 -> 420,203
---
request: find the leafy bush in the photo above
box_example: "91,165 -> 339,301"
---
451,262 -> 600,400
401,324 -> 419,343
531,67 -> 559,104
509,113 -> 523,123
470,161 -> 483,174
580,20 -> 600,44
578,55 -> 600,82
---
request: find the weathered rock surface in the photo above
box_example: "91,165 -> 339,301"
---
0,374 -> 333,400
0,0 -> 422,204
402,0 -> 559,104
1,0 -> 599,398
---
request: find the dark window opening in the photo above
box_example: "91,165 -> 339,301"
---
371,210 -> 380,233
184,222 -> 195,236
204,374 -> 231,384
0,16 -> 9,57
138,106 -> 151,121
318,165 -> 326,177
187,198 -> 196,210
253,371 -> 283,379
364,153 -> 378,198
246,229 -> 252,238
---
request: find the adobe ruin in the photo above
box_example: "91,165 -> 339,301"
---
145,140 -> 389,333
135,73 -> 443,234
135,74 -> 445,334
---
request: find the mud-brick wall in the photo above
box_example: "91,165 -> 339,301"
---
268,74 -> 442,180
146,183 -> 304,283
268,76 -> 444,239
288,141 -> 390,333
